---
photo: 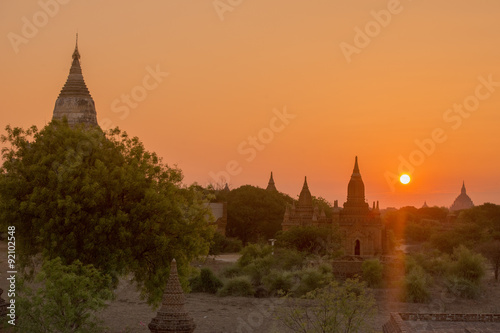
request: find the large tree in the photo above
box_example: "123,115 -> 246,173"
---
0,121 -> 213,305
225,185 -> 293,244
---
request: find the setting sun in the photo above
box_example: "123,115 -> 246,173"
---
400,174 -> 411,185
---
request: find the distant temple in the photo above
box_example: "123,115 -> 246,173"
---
52,35 -> 99,127
450,181 -> 474,211
266,172 -> 278,192
282,157 -> 385,256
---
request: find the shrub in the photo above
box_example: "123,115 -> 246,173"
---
273,248 -> 305,271
238,243 -> 273,267
318,262 -> 333,275
362,259 -> 383,288
262,270 -> 294,295
221,263 -> 242,279
292,267 -> 333,297
242,255 -> 274,285
223,237 -> 244,253
424,254 -> 453,277
451,246 -> 486,284
403,265 -> 431,303
16,258 -> 113,333
275,278 -> 376,333
410,251 -> 453,277
218,276 -> 255,297
189,268 -> 223,294
445,276 -> 481,299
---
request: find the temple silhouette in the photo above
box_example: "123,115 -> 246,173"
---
450,181 -> 474,211
52,35 -> 98,127
282,157 -> 386,256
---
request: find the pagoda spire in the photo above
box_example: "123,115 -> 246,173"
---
461,181 -> 466,194
347,156 -> 364,201
298,176 -> 312,207
52,35 -> 98,127
266,171 -> 278,191
353,156 -> 360,175
70,33 -> 82,74
343,156 -> 369,214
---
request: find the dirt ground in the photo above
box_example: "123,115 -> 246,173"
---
1,242 -> 499,332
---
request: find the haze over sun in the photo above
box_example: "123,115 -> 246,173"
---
1,0 -> 499,208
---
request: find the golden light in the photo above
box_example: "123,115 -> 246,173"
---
400,174 -> 411,184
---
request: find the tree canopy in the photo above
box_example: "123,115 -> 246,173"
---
275,226 -> 340,256
430,203 -> 500,280
224,185 -> 293,244
383,205 -> 448,243
0,121 -> 213,305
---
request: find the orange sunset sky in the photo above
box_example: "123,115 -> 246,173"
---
1,0 -> 499,208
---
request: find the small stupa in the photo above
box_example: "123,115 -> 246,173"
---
148,259 -> 196,333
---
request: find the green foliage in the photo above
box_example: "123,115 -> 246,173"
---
430,204 -> 500,253
272,248 -> 305,271
312,196 -> 334,217
411,251 -> 452,277
238,243 -> 273,267
405,247 -> 486,301
445,276 -> 481,299
405,219 -> 440,243
458,203 -> 500,240
275,279 -> 376,333
292,267 -> 333,297
242,255 -> 275,285
0,122 -> 213,306
218,244 -> 334,298
362,259 -> 383,288
225,185 -> 293,244
189,268 -> 223,294
218,276 -> 255,297
15,258 -> 113,333
262,270 -> 295,295
430,230 -> 460,253
403,264 -> 431,303
317,262 -> 333,275
418,206 -> 449,221
383,205 -> 448,244
275,226 -> 340,255
209,232 -> 243,255
450,245 -> 486,284
429,204 -> 500,281
221,263 -> 243,279
478,240 -> 500,280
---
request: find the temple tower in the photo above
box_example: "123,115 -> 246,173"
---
297,176 -> 314,216
343,156 -> 370,215
450,181 -> 474,211
52,34 -> 98,127
266,172 -> 278,191
337,157 -> 383,256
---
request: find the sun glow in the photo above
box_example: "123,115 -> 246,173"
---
400,174 -> 411,184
